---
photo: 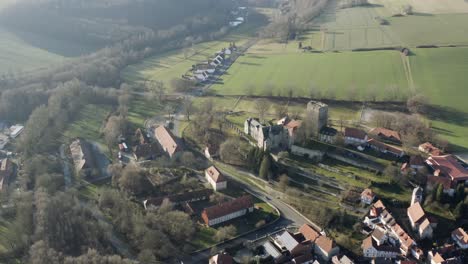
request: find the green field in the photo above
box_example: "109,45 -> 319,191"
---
0,27 -> 65,74
62,104 -> 112,144
121,12 -> 267,90
409,47 -> 468,150
212,50 -> 408,99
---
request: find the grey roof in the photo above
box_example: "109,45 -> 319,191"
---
275,231 -> 299,252
263,241 -> 281,258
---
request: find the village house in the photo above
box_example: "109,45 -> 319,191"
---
367,138 -> 404,157
201,195 -> 254,226
143,189 -> 213,210
361,236 -> 400,259
427,246 -> 461,264
451,228 -> 468,249
365,200 -> 418,257
298,224 -> 321,244
154,125 -> 181,158
419,142 -> 443,156
273,231 -> 311,257
69,138 -> 96,177
244,118 -> 290,150
361,188 -> 376,205
262,240 -> 284,263
369,127 -> 402,144
209,252 -> 233,264
426,155 -> 468,186
407,202 -> 434,239
426,176 -> 455,196
0,158 -> 12,192
344,127 -> 368,146
9,124 -> 24,139
278,117 -> 302,146
205,166 -> 227,191
314,235 -> 339,261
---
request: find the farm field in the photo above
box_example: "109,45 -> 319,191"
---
211,50 -> 408,100
409,47 -> 468,150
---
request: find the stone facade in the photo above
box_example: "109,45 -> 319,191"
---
307,101 -> 328,137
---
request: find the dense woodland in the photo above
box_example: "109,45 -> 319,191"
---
1,0 -> 234,49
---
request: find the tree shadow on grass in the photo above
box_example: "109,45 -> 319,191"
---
424,105 -> 468,127
238,61 -> 262,66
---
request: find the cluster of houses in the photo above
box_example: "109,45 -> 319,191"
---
229,6 -> 247,27
360,191 -> 467,263
144,164 -> 257,228
69,125 -> 183,177
258,224 -> 345,263
189,43 -> 237,83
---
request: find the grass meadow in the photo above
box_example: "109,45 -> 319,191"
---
0,27 -> 65,74
409,47 -> 468,150
211,50 -> 408,100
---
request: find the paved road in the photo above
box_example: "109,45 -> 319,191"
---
182,167 -> 318,264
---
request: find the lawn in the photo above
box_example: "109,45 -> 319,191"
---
409,47 -> 468,150
211,50 -> 408,100
62,104 -> 112,144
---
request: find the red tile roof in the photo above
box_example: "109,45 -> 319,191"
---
370,127 -> 401,142
426,155 -> 468,182
210,252 -> 233,264
367,138 -> 403,155
299,224 -> 321,242
154,126 -> 180,157
344,127 -> 367,140
315,236 -> 335,254
206,166 -> 225,183
202,195 -> 253,224
452,228 -> 468,245
361,188 -> 375,200
408,202 -> 426,224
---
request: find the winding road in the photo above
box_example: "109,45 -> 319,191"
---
182,165 -> 319,264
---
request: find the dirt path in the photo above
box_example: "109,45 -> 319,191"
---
401,54 -> 415,93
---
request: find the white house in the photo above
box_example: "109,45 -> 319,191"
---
205,166 -> 227,191
9,124 -> 24,139
314,236 -> 339,261
407,202 -> 433,239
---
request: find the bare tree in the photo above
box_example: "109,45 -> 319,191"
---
146,80 -> 166,102
274,104 -> 288,119
407,94 -> 429,114
183,97 -> 195,121
256,99 -> 270,122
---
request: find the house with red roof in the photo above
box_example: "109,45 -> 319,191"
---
315,235 -> 339,261
154,125 -> 181,158
451,228 -> 468,249
205,166 -> 227,191
407,202 -> 434,239
344,127 -> 368,146
201,195 -> 253,226
369,127 -> 402,144
426,155 -> 468,186
367,138 -> 404,157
